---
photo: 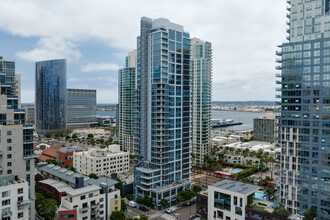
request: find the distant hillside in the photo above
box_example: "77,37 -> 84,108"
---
212,101 -> 275,106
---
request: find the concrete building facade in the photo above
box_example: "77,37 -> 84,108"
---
253,113 -> 277,143
0,56 -> 36,220
0,175 -> 30,220
73,147 -> 129,177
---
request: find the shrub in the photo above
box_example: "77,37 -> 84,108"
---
258,202 -> 267,206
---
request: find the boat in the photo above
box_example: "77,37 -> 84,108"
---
211,119 -> 243,128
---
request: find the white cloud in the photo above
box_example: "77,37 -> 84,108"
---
81,62 -> 120,72
16,37 -> 81,62
1,0 -> 288,102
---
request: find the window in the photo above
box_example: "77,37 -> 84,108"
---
7,131 -> 11,135
80,195 -> 86,200
18,212 -> 23,218
7,170 -> 12,174
60,214 -> 75,218
2,191 -> 10,197
89,193 -> 93,198
2,199 -> 10,206
115,200 -> 118,205
17,188 -> 23,194
7,154 -> 12,159
7,138 -> 11,143
7,146 -> 11,151
7,162 -> 11,167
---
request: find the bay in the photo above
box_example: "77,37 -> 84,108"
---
97,110 -> 265,132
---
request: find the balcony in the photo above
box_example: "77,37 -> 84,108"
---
275,50 -> 282,56
18,199 -> 32,207
286,6 -> 291,12
275,87 -> 281,91
276,95 -> 282,99
286,28 -> 290,34
2,212 -> 12,218
286,13 -> 291,18
276,73 -> 281,77
23,154 -> 39,160
276,80 -> 282,84
286,35 -> 290,41
287,0 -> 291,4
286,21 -> 290,26
275,65 -> 282,70
275,58 -> 282,63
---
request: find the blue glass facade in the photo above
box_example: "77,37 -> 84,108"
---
134,17 -> 192,208
279,39 -> 330,219
35,59 -> 67,132
67,88 -> 96,125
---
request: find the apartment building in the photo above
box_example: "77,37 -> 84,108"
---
253,113 -> 277,143
0,175 -> 30,220
37,163 -> 120,220
73,146 -> 129,177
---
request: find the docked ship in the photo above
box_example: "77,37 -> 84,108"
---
211,119 -> 243,128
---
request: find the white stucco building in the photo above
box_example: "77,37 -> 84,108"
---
73,146 -> 129,177
0,175 -> 30,220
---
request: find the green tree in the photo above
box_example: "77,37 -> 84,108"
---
88,173 -> 98,179
160,199 -> 170,209
140,215 -> 148,220
121,199 -> 127,212
303,207 -> 317,220
126,193 -> 133,201
110,210 -> 126,220
45,159 -> 58,165
192,185 -> 203,194
35,173 -> 44,182
114,178 -> 122,190
272,206 -> 290,217
142,194 -> 153,207
87,133 -> 94,139
35,192 -> 58,220
69,162 -> 76,171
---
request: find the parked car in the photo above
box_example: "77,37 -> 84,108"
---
139,206 -> 149,211
128,201 -> 137,208
143,213 -> 151,218
166,206 -> 176,213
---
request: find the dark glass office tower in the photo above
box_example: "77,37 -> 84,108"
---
35,59 -> 67,133
277,1 -> 330,219
134,17 -> 192,209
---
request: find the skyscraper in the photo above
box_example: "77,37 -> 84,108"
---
118,49 -> 137,153
191,38 -> 212,165
67,88 -> 97,129
134,17 -> 192,208
0,56 -> 36,220
35,59 -> 67,133
277,1 -> 330,218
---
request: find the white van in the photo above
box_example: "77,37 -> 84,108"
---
128,201 -> 137,208
166,206 -> 176,213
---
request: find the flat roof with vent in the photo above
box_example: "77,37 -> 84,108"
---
212,180 -> 260,196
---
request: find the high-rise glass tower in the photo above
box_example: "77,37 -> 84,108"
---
277,1 -> 330,218
35,59 -> 67,133
191,38 -> 212,165
134,17 -> 192,208
118,49 -> 137,153
0,56 -> 36,220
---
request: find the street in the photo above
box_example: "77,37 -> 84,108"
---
126,203 -> 197,220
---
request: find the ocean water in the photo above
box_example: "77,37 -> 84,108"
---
97,110 -> 265,132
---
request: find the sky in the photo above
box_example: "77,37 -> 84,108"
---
0,0 -> 287,104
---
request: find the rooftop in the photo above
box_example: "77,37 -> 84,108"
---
37,163 -> 118,188
60,145 -> 90,153
212,180 -> 260,196
39,179 -> 73,193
